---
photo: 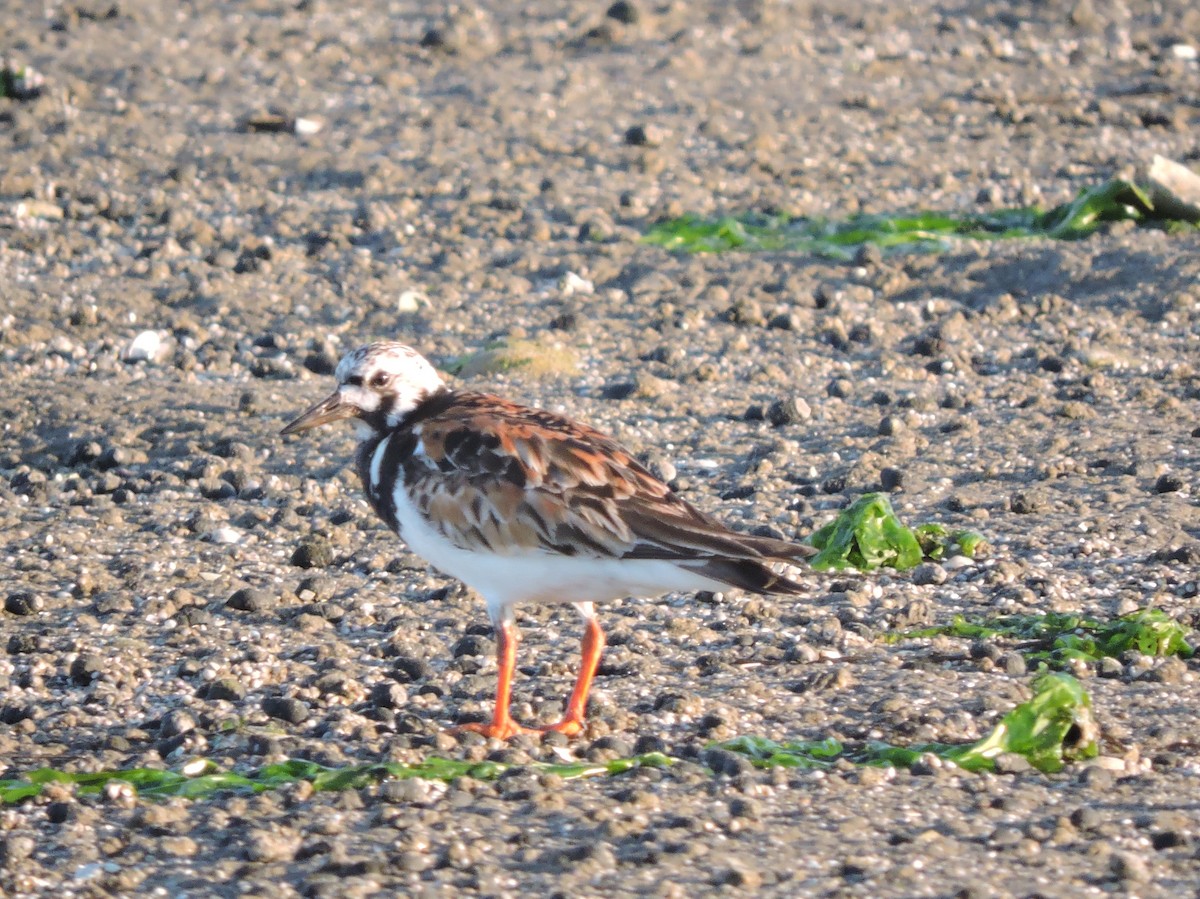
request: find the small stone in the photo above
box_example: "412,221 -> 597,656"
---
1002,651 -> 1028,677
226,587 -> 276,612
767,397 -> 811,427
4,591 -> 43,616
993,752 -> 1033,774
910,563 -> 947,586
624,123 -> 662,147
452,634 -> 493,658
296,575 -> 331,601
606,0 -> 639,23
263,697 -> 310,724
203,677 -> 247,702
880,467 -> 904,491
391,655 -> 433,682
877,415 -> 904,436
701,747 -> 755,777
1155,474 -> 1183,494
1111,851 -> 1150,883
0,835 -> 36,868
853,243 -> 882,267
244,828 -> 300,863
291,538 -> 334,569
601,381 -> 637,400
1009,492 -> 1044,514
827,378 -> 853,399
715,865 -> 763,889
159,709 -> 197,739
305,344 -> 339,375
371,682 -> 409,709
70,653 -> 105,685
1151,830 -> 1190,850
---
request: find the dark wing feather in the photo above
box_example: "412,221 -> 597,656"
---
405,392 -> 814,575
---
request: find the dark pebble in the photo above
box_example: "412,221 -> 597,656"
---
176,607 -> 213,627
700,747 -> 756,777
1151,830 -> 1190,850
767,397 -> 811,427
601,381 -> 637,400
263,697 -> 310,724
880,467 -> 904,491
624,124 -> 662,147
291,538 -> 334,569
0,704 -> 32,724
634,734 -> 667,755
203,676 -> 247,702
391,655 -> 433,682
910,563 -> 946,586
877,415 -> 904,436
452,634 -> 494,658
5,591 -> 43,616
827,378 -> 853,398
606,0 -> 639,24
226,587 -> 276,612
7,634 -> 38,654
159,710 -> 196,739
70,653 -> 105,685
1009,492 -> 1043,514
297,575 -> 332,600
1155,473 -> 1183,494
371,682 -> 410,709
45,801 -> 73,824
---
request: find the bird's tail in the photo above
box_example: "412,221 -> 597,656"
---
681,556 -> 809,596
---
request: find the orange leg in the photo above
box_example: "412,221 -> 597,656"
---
541,617 -> 606,737
453,621 -> 532,740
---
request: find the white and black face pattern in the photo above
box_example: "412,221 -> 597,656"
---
335,342 -> 446,432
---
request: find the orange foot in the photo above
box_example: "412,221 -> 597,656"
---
535,716 -> 585,737
451,719 -> 536,741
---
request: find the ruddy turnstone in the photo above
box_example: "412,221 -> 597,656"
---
281,341 -> 815,740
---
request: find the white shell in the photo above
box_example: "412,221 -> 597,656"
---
125,330 -> 164,363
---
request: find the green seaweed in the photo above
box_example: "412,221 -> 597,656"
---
0,752 -> 673,805
644,179 -> 1183,257
808,493 -> 985,572
888,608 -> 1194,667
716,673 -> 1097,774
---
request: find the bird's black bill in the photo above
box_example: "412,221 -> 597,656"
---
280,391 -> 354,435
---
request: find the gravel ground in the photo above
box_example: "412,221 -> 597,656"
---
3,0 -> 1200,896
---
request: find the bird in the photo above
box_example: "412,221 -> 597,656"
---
281,341 -> 815,740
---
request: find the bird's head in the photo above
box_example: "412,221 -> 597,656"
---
280,342 -> 446,438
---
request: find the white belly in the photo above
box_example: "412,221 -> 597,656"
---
387,475 -> 723,623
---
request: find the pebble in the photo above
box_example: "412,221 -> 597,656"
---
159,710 -> 196,739
262,697 -> 310,725
203,677 -> 247,702
767,397 -> 811,426
1154,473 -> 1183,494
910,563 -> 947,586
291,538 -> 334,569
4,591 -> 43,616
226,587 -> 276,612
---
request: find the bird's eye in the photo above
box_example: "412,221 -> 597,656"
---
370,372 -> 391,388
